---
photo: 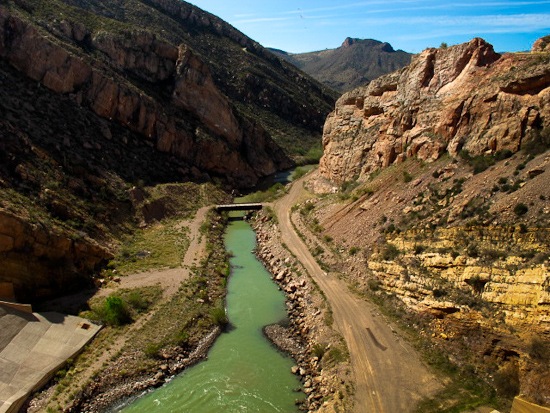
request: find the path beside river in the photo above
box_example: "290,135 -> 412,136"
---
274,175 -> 442,413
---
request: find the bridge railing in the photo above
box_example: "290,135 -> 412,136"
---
215,203 -> 263,211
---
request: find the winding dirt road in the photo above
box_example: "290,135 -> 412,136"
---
274,178 -> 441,413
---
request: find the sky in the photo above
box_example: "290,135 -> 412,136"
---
186,0 -> 550,54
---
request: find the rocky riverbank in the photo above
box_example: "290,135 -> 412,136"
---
26,327 -> 222,413
73,327 -> 221,413
252,211 -> 353,413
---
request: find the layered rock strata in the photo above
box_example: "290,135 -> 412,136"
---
368,226 -> 550,333
319,38 -> 550,183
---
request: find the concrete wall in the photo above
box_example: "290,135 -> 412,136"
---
512,396 -> 550,413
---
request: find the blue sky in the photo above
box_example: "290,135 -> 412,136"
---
187,0 -> 550,53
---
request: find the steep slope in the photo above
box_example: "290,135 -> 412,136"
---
270,38 -> 411,92
305,37 -> 550,409
319,38 -> 550,184
0,0 -> 335,302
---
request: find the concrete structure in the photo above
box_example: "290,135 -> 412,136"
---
0,305 -> 101,413
215,203 -> 263,212
512,396 -> 550,413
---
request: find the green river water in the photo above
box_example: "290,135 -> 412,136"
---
121,218 -> 304,412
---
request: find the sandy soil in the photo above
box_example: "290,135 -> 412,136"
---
274,176 -> 442,413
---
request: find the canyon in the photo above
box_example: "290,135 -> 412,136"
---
0,0 -> 549,411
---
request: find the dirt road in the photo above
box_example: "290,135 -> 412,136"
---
274,178 -> 441,413
97,206 -> 209,299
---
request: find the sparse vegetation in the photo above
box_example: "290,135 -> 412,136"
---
105,221 -> 190,276
381,243 -> 400,260
403,171 -> 413,183
514,203 -> 529,216
239,183 -> 287,203
209,307 -> 229,327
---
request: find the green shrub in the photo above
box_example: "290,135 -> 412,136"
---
495,149 -> 514,160
126,291 -> 150,313
482,248 -> 505,261
300,202 -> 315,215
368,279 -> 381,291
513,203 -> 528,216
460,150 -> 496,174
100,296 -> 132,326
175,330 -> 190,347
381,244 -> 400,260
144,342 -> 162,359
210,307 -> 228,327
466,243 -> 479,258
403,171 -> 413,183
327,346 -> 347,364
312,343 -> 326,359
305,148 -> 323,163
349,246 -> 360,255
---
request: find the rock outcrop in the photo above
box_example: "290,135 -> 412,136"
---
319,38 -> 550,184
0,6 -> 291,187
368,226 -> 550,332
0,210 -> 111,301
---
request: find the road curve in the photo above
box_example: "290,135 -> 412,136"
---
274,178 -> 441,413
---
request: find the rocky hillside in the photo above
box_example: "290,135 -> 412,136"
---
306,37 -> 550,409
270,38 -> 411,92
0,0 -> 335,302
319,38 -> 549,184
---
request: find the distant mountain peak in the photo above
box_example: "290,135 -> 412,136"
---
270,38 -> 411,92
342,37 -> 357,47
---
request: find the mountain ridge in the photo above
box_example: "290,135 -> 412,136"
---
269,37 -> 412,92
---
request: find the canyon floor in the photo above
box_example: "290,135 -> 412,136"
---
23,175 -> 511,413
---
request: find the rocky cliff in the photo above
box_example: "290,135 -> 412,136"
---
304,37 -> 550,409
319,38 -> 550,184
0,0 -> 335,302
0,4 -> 288,188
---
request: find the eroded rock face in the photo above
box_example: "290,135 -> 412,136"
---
320,38 -> 550,183
533,35 -> 550,53
0,211 -> 111,302
369,226 -> 550,332
0,6 -> 291,188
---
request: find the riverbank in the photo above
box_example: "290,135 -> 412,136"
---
253,210 -> 354,413
25,210 -> 230,413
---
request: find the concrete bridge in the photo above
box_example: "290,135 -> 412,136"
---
215,203 -> 263,212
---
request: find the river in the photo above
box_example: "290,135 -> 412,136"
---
120,216 -> 304,412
